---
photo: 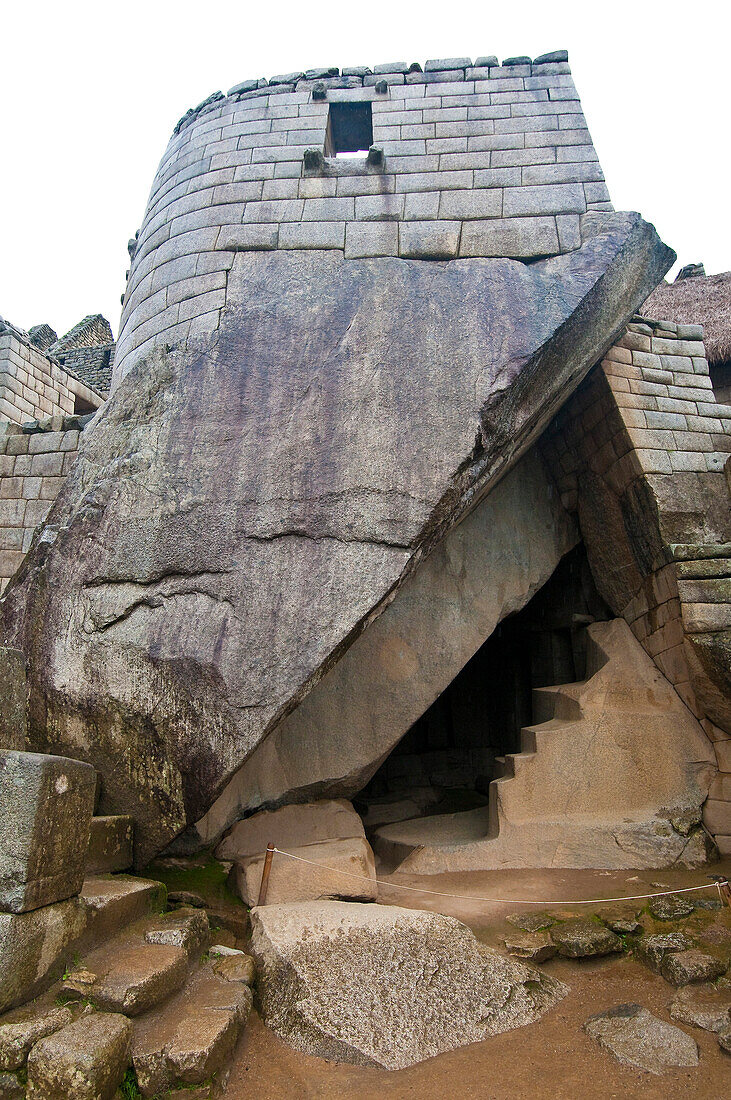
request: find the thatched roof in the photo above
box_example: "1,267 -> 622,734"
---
642,271 -> 731,365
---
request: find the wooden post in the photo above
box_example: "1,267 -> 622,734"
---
721,880 -> 731,909
257,842 -> 275,906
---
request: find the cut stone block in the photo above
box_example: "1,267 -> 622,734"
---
584,1003 -> 698,1074
215,798 -> 365,861
143,906 -> 210,958
251,900 -> 567,1069
0,649 -> 25,751
0,898 -> 86,1013
86,815 -> 134,874
232,837 -> 377,906
26,1011 -> 131,1100
0,750 -> 96,913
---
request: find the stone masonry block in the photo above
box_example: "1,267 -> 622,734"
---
503,183 -> 586,217
344,222 -> 399,259
399,221 -> 460,259
278,222 -> 346,249
0,898 -> 86,1014
0,750 -> 96,913
460,216 -> 559,258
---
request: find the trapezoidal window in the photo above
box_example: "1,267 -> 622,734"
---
325,101 -> 373,159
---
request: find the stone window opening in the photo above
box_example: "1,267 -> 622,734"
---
324,101 -> 373,159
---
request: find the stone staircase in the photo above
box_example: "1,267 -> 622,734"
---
373,619 -> 718,873
0,661 -> 254,1098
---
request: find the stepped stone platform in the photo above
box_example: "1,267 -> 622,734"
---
373,619 -> 716,872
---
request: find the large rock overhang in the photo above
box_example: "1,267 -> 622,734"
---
0,212 -> 674,864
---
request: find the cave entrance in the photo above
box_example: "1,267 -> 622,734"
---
354,544 -> 609,830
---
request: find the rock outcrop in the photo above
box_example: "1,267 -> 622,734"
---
250,899 -> 567,1069
1,214 -> 673,863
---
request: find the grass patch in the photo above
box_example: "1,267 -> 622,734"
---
145,855 -> 245,909
120,1066 -> 142,1099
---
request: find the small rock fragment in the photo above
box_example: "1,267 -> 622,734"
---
550,919 -> 622,958
209,944 -> 243,957
605,917 -> 642,935
212,954 -> 256,985
584,1003 -> 698,1074
719,1030 -> 731,1054
670,984 -> 731,1033
167,891 -> 207,909
661,950 -> 727,987
505,912 -> 555,933
60,969 -> 98,1000
649,894 -> 695,921
635,933 -> 692,972
144,907 -> 209,958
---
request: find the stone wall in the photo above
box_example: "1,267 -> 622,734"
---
0,324 -> 104,425
541,319 -> 731,852
115,51 -> 609,379
0,418 -> 88,593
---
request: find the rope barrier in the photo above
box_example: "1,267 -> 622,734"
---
270,847 -> 730,908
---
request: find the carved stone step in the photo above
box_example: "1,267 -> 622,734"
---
131,967 -> 252,1097
77,876 -> 166,954
63,943 -> 189,1017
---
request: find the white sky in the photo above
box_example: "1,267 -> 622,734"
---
1,1 -> 729,340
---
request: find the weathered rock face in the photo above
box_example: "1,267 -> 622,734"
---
0,649 -> 25,750
1,213 -> 672,863
250,900 -> 567,1069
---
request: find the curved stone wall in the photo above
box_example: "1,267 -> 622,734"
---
115,53 -> 610,380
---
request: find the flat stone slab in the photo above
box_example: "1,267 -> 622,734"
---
78,875 -> 167,953
661,949 -> 727,986
0,898 -> 86,1013
26,1011 -> 130,1099
215,799 -> 365,862
584,1003 -> 698,1074
550,919 -> 623,958
232,837 -> 378,906
0,750 -> 96,913
250,900 -> 567,1069
670,984 -> 731,1033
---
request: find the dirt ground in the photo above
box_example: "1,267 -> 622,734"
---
222,860 -> 731,1099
